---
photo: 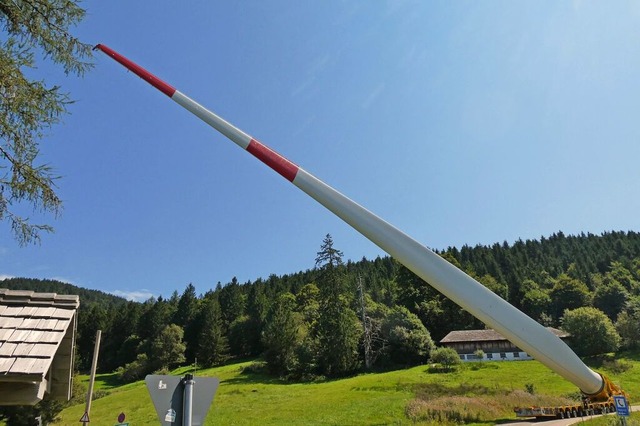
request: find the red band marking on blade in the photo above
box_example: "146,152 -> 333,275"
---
95,44 -> 176,97
247,139 -> 299,182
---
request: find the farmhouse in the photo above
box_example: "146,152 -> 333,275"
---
0,289 -> 79,405
440,327 -> 569,362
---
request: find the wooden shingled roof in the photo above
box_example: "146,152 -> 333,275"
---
0,289 -> 79,405
440,327 -> 569,343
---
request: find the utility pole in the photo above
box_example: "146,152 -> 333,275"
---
80,330 -> 101,425
358,276 -> 371,369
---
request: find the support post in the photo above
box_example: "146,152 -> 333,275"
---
183,374 -> 194,426
81,330 -> 101,425
358,276 -> 371,369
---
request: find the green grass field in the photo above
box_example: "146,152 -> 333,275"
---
53,352 -> 639,425
580,411 -> 640,425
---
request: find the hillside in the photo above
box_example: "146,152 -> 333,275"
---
3,231 -> 640,376
53,352 -> 640,425
0,277 -> 127,307
2,230 -> 640,425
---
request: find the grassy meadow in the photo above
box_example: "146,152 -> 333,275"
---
53,352 -> 639,425
582,413 -> 640,426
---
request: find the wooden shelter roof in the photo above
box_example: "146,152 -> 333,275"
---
0,289 -> 79,405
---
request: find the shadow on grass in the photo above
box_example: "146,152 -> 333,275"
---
583,353 -> 635,376
620,350 -> 640,362
219,361 -> 301,386
222,372 -> 289,386
220,361 -> 368,387
94,372 -> 125,390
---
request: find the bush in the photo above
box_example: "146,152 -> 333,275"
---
241,361 -> 268,376
561,307 -> 621,356
602,359 -> 632,374
468,361 -> 498,371
429,347 -> 461,372
154,367 -> 171,376
379,306 -> 434,366
117,353 -> 150,383
0,393 -> 67,425
92,389 -> 110,400
525,383 -> 536,395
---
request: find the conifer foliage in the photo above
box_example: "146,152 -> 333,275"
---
3,230 -> 640,385
0,0 -> 93,244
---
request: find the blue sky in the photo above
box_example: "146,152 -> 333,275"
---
2,2 -> 640,301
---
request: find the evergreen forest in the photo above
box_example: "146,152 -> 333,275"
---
3,230 -> 640,382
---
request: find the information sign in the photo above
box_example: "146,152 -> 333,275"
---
614,395 -> 630,417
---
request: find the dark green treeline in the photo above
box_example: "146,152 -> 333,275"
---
3,230 -> 640,380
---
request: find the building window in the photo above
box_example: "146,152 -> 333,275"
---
513,352 -> 520,358
500,352 -> 507,359
459,355 -> 465,360
487,353 -> 493,359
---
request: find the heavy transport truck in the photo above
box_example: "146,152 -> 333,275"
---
96,44 -> 629,420
515,399 -> 617,419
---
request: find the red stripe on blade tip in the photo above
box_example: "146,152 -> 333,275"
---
95,44 -> 176,97
246,139 -> 299,182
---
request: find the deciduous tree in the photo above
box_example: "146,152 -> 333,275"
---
615,303 -> 640,349
549,274 -> 592,321
520,280 -> 551,322
149,324 -> 186,371
561,307 -> 620,356
380,305 -> 434,366
593,279 -> 629,320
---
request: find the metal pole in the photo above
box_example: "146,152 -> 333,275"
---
183,374 -> 194,426
83,330 -> 101,425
